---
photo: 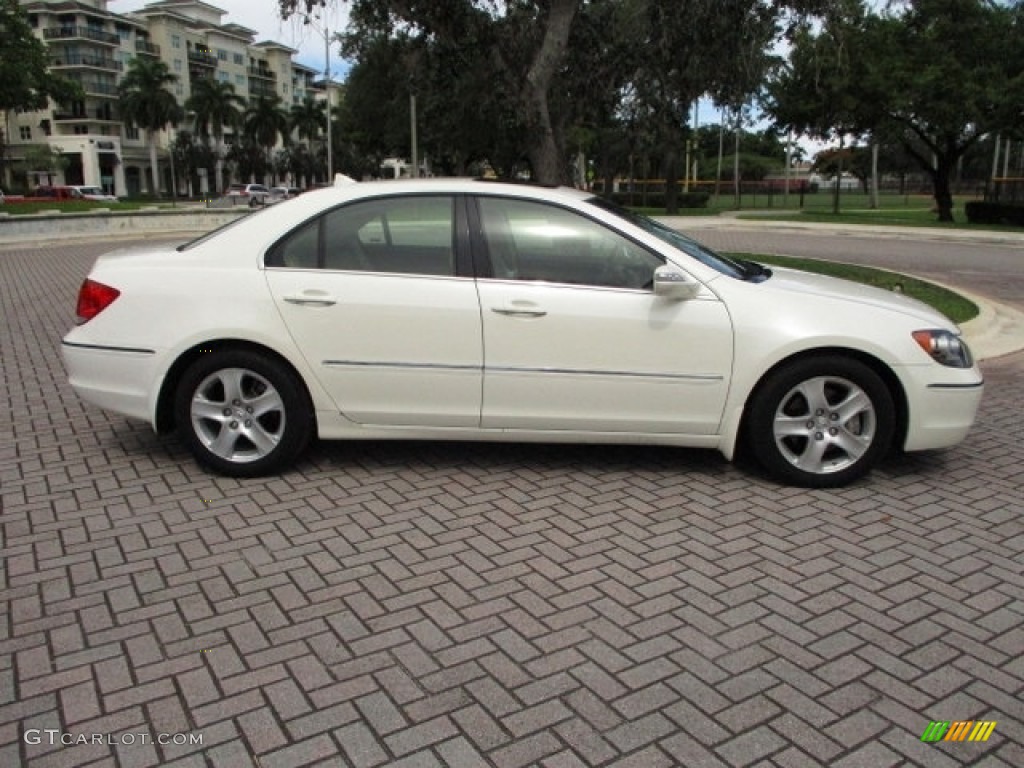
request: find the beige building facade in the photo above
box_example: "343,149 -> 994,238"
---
7,0 -> 339,196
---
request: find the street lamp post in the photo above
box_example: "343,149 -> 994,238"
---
323,24 -> 332,183
303,11 -> 333,184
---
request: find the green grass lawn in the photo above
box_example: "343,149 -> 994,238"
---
638,191 -> 1024,231
727,252 -> 979,324
0,200 -> 178,215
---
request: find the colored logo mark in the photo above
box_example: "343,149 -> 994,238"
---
921,721 -> 997,743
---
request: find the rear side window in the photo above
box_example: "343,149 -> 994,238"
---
269,219 -> 319,269
266,195 -> 455,276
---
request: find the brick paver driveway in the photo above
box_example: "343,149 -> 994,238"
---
2,237 -> 1022,768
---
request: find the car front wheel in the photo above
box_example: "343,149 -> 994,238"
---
748,356 -> 895,488
174,350 -> 312,476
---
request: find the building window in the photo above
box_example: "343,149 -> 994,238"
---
176,84 -> 184,95
174,59 -> 182,72
233,52 -> 243,65
235,74 -> 244,85
75,125 -> 89,135
19,126 -> 32,140
218,71 -> 230,83
171,34 -> 181,49
126,125 -> 139,140
118,28 -> 130,42
218,49 -> 228,61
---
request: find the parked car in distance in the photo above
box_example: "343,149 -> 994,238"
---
226,183 -> 271,207
62,179 -> 984,487
8,185 -> 87,202
266,186 -> 301,205
70,185 -> 119,202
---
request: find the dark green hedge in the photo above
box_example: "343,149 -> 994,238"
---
965,201 -> 1024,226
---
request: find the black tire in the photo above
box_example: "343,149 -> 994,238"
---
747,356 -> 895,488
174,349 -> 313,477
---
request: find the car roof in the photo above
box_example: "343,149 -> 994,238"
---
315,177 -> 591,202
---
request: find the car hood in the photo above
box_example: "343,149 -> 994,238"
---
763,265 -> 957,329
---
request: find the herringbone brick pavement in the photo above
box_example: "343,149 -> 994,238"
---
1,240 -> 1021,767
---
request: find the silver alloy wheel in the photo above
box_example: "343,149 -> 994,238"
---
772,375 -> 876,475
189,367 -> 286,463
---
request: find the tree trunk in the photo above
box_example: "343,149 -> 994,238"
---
214,135 -> 225,194
832,136 -> 843,215
148,131 -> 160,196
521,0 -> 577,185
869,143 -> 879,210
933,155 -> 955,222
665,149 -> 679,214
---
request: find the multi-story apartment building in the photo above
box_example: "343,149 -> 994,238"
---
6,0 -> 340,196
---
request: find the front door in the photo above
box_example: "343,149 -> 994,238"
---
474,196 -> 733,434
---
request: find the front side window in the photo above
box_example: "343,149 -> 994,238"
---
267,196 -> 455,277
478,197 -> 662,290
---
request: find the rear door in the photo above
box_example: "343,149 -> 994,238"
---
264,194 -> 484,427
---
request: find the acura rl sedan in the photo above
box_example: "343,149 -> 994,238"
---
63,179 -> 983,487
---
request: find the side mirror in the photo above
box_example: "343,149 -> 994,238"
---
653,265 -> 700,300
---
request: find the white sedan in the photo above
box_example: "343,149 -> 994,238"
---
70,185 -> 119,202
62,180 -> 983,487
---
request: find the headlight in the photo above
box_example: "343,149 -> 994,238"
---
912,330 -> 973,368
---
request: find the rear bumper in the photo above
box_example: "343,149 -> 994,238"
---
61,340 -> 158,424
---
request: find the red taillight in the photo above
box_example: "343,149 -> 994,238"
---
76,279 -> 120,323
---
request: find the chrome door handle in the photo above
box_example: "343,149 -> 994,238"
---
492,308 -> 547,318
284,295 -> 337,307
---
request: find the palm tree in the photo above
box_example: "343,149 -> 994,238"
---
119,57 -> 182,195
243,95 -> 290,184
185,78 -> 244,193
289,98 -> 325,185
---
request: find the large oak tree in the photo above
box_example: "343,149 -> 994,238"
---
279,0 -> 578,184
768,0 -> 1024,221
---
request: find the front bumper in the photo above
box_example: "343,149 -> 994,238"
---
902,372 -> 984,452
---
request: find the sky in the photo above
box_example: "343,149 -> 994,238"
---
109,0 -> 351,78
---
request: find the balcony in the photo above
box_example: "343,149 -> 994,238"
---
188,50 -> 218,68
51,54 -> 123,72
44,26 -> 120,46
77,81 -> 119,97
248,66 -> 277,81
135,40 -> 161,56
249,81 -> 278,99
52,108 -> 119,123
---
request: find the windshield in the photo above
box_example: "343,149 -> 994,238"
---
586,196 -> 769,282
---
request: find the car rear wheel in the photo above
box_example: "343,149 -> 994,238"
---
174,350 -> 312,476
748,356 -> 895,488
